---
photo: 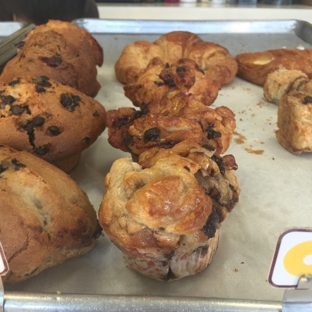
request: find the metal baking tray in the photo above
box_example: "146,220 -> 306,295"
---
2,19 -> 312,311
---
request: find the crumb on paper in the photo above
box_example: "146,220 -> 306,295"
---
233,131 -> 247,145
245,146 -> 264,155
235,268 -> 238,272
241,262 -> 244,264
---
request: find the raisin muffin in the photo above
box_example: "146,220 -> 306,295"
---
0,145 -> 101,284
0,20 -> 103,97
0,75 -> 106,172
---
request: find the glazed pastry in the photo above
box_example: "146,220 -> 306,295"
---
124,57 -> 220,108
236,48 -> 312,86
106,93 -> 236,159
115,31 -> 238,86
0,75 -> 106,172
0,20 -> 103,97
99,145 -> 239,281
0,145 -> 101,284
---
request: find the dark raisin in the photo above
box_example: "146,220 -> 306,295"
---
11,158 -> 26,170
303,95 -> 312,104
35,85 -> 46,93
33,145 -> 49,156
176,66 -> 186,73
33,116 -> 45,127
10,105 -> 31,115
143,127 -> 160,142
0,165 -> 7,174
113,115 -> 132,128
47,126 -> 61,136
1,95 -> 16,105
33,76 -> 52,88
206,126 -> 221,139
201,211 -> 220,237
165,63 -> 170,68
211,155 -> 225,175
39,56 -> 62,67
93,111 -> 99,117
162,73 -> 175,87
8,79 -> 20,86
60,93 -> 81,111
203,144 -> 216,152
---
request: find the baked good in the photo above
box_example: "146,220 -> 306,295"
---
236,48 -> 312,86
274,72 -> 312,154
124,57 -> 220,108
263,68 -> 308,104
0,145 -> 101,283
0,75 -> 106,173
115,31 -> 238,86
99,146 -> 240,281
0,20 -> 103,97
106,93 -> 236,159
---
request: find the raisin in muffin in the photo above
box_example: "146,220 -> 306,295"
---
0,145 -> 101,284
0,20 -> 103,97
0,75 -> 106,172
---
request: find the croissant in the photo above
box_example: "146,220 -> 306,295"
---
115,31 -> 237,86
236,48 -> 312,86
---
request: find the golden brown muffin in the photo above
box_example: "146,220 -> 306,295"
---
0,75 -> 106,172
263,68 -> 308,104
99,148 -> 239,281
0,145 -> 101,284
106,93 -> 236,159
236,48 -> 312,86
115,31 -> 237,86
124,57 -> 220,109
0,20 -> 103,97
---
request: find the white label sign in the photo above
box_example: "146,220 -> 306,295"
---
0,242 -> 9,276
269,229 -> 312,287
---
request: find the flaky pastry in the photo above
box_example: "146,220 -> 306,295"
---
106,93 -> 236,159
124,57 -> 220,108
115,31 -> 237,86
236,48 -> 312,86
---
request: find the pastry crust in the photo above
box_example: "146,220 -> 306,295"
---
124,57 -> 220,108
236,48 -> 312,86
0,145 -> 101,283
99,144 -> 240,280
263,68 -> 308,104
0,20 -> 103,97
0,75 -> 106,172
115,31 -> 237,86
99,156 -> 214,281
106,93 -> 236,159
276,75 -> 312,154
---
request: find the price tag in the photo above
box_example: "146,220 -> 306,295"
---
0,242 -> 8,276
269,229 -> 312,288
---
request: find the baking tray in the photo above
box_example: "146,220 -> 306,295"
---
2,19 -> 312,311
